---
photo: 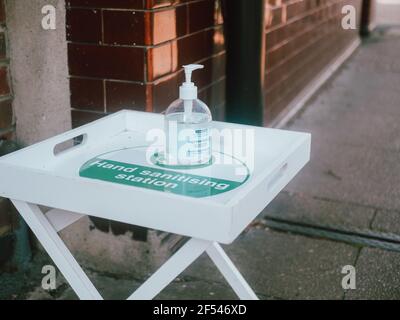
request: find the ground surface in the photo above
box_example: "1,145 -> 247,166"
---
1,24 -> 400,300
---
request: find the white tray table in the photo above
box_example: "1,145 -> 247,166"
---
0,110 -> 310,300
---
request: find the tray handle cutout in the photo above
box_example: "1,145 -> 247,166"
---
53,134 -> 87,156
267,162 -> 288,191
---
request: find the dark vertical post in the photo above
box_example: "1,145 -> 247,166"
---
222,0 -> 265,126
361,0 -> 375,37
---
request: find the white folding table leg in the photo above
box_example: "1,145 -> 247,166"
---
128,238 -> 211,300
11,200 -> 102,300
206,242 -> 259,300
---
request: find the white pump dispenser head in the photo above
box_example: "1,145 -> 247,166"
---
179,64 -> 204,100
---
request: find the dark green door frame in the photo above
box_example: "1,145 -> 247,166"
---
222,0 -> 265,126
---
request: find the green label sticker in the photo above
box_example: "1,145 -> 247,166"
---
79,158 -> 248,198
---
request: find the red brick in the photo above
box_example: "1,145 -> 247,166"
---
0,67 -> 9,96
0,32 -> 6,60
214,0 -> 223,25
306,0 -> 319,10
152,5 -> 187,45
103,10 -> 146,46
190,52 -> 225,88
66,0 -> 227,122
146,0 -> 173,9
68,43 -> 145,81
198,78 -> 225,110
265,63 -> 287,90
105,81 -> 147,112
66,0 -> 144,9
265,5 -> 282,28
265,25 -> 287,50
212,26 -> 225,54
0,0 -> 5,25
176,28 -> 216,66
147,43 -> 173,81
71,110 -> 106,128
152,73 -> 180,113
267,0 -> 282,5
66,8 -> 102,43
0,99 -> 12,130
188,0 -> 215,33
70,77 -> 104,111
286,1 -> 306,20
265,30 -> 276,51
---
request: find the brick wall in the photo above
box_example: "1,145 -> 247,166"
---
67,0 -> 225,128
0,0 -> 13,139
263,0 -> 361,124
0,0 -> 15,267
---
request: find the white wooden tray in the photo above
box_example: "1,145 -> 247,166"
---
0,110 -> 310,244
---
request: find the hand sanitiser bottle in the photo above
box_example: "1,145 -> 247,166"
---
165,64 -> 212,166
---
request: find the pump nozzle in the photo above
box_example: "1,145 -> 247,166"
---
179,64 -> 204,123
183,64 -> 204,84
179,64 -> 204,100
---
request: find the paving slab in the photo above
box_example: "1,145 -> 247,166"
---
345,247 -> 400,300
183,229 -> 358,299
284,140 -> 400,212
290,73 -> 400,121
371,209 -> 400,235
157,281 -> 238,300
57,277 -> 241,300
354,41 -> 400,74
262,191 -> 375,230
288,33 -> 400,127
290,104 -> 400,153
27,271 -> 137,300
25,265 -> 239,300
0,252 -> 54,300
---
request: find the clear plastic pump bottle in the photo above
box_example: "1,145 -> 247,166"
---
164,64 -> 212,166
